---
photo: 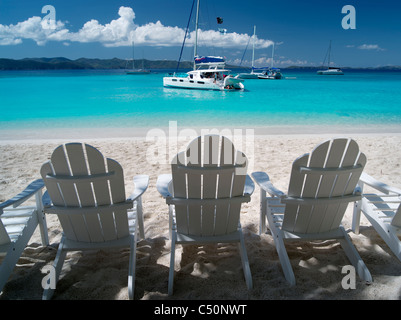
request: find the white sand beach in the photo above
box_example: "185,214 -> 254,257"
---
1,129 -> 401,300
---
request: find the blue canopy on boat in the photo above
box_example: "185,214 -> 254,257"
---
195,56 -> 225,64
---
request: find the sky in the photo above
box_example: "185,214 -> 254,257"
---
0,0 -> 400,67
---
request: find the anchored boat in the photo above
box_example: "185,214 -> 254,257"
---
163,0 -> 244,91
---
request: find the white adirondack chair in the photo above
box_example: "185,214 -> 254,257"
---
252,138 -> 372,286
157,135 -> 254,295
352,172 -> 401,261
0,179 -> 49,293
40,143 -> 148,299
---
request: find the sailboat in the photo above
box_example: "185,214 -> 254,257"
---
317,41 -> 344,75
126,41 -> 150,75
163,0 -> 244,90
238,26 -> 260,79
238,26 -> 282,80
257,42 -> 283,79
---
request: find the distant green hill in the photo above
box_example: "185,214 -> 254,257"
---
0,57 -> 195,70
0,57 -> 399,71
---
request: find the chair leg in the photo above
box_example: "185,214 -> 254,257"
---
0,243 -> 25,293
128,232 -> 137,300
35,188 -> 49,246
352,199 -> 362,234
339,227 -> 372,283
136,197 -> 145,240
168,205 -> 174,240
42,237 -> 67,300
259,189 -> 267,235
274,233 -> 296,286
352,181 -> 364,235
168,232 -> 177,296
238,229 -> 253,290
385,231 -> 401,261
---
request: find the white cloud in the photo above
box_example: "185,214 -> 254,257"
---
0,16 -> 67,46
133,21 -> 186,47
357,44 -> 385,51
67,7 -> 138,46
0,6 -> 273,49
275,58 -> 308,67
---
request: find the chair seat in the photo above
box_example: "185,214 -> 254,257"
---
363,194 -> 401,226
352,173 -> 401,261
2,208 -> 36,242
176,230 -> 242,244
0,179 -> 48,293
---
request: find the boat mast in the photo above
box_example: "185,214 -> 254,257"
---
194,0 -> 200,70
251,25 -> 256,70
132,41 -> 135,69
327,40 -> 331,69
271,42 -> 275,68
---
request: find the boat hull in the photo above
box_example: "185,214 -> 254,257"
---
163,76 -> 223,90
317,69 -> 344,75
238,73 -> 259,79
163,76 -> 244,91
126,70 -> 151,75
258,73 -> 282,80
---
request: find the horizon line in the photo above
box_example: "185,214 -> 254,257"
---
0,57 -> 400,70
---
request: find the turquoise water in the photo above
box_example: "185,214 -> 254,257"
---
1,69 -> 401,132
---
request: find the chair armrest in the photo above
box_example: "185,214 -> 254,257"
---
244,174 -> 255,196
354,185 -> 362,196
42,191 -> 52,208
0,179 -> 45,211
156,174 -> 172,198
360,172 -> 401,195
251,171 -> 286,198
127,175 -> 149,202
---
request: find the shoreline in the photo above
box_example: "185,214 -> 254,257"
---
1,124 -> 401,144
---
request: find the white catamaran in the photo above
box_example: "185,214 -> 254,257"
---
163,0 -> 244,91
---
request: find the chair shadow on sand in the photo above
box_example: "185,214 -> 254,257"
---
1,215 -> 401,300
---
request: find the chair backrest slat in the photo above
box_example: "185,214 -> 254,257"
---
172,151 -> 189,235
66,143 -> 103,242
50,144 -> 90,242
201,136 -> 219,236
186,137 -> 203,236
215,137 -> 235,235
284,154 -> 309,232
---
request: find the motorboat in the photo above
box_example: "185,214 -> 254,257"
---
257,67 -> 283,79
